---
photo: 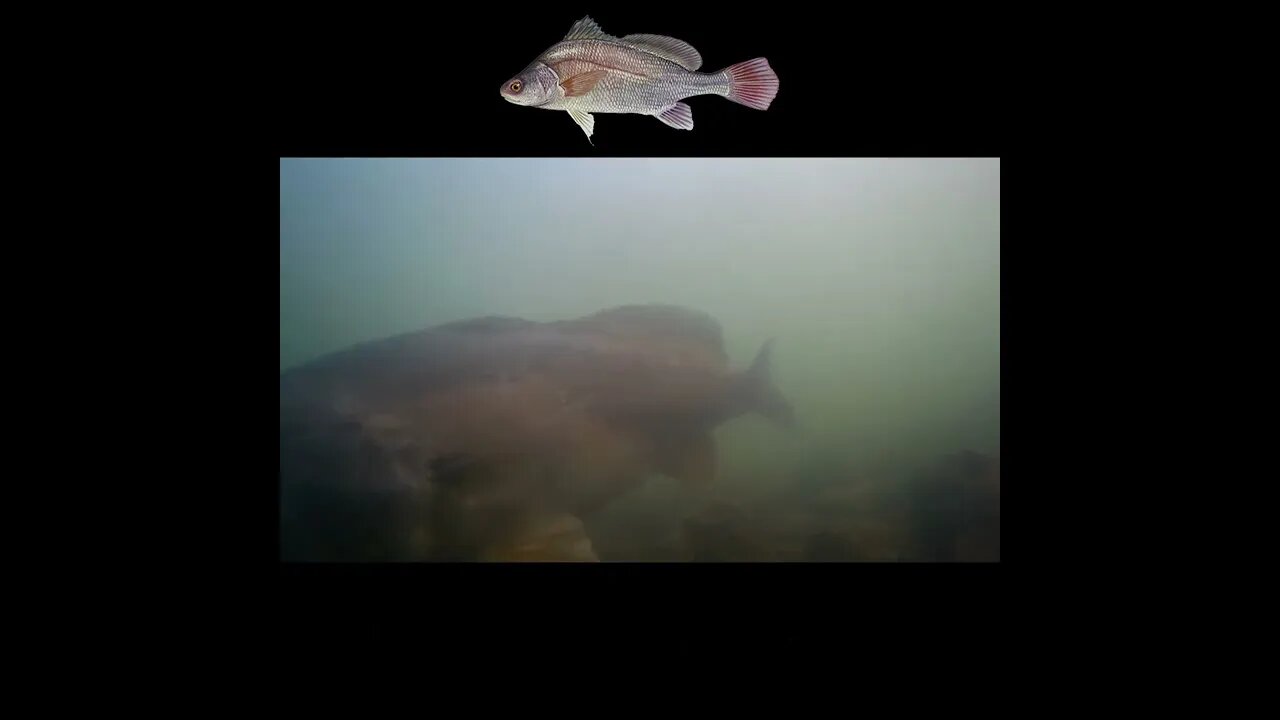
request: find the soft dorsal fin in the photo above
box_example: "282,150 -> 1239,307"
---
622,34 -> 703,70
563,16 -> 617,42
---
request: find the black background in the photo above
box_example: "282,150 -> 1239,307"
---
278,6 -> 1001,157
37,0 -> 1150,646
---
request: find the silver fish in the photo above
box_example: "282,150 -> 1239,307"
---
500,16 -> 779,143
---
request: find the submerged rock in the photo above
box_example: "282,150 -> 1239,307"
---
903,450 -> 1000,562
480,513 -> 599,562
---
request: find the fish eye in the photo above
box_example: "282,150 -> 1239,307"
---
510,80 -> 523,93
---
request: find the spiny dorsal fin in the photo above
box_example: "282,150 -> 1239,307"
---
563,16 -> 617,42
622,34 -> 703,70
437,316 -> 536,334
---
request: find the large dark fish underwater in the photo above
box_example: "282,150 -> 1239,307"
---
280,304 -> 796,561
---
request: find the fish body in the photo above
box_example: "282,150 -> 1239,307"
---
279,304 -> 796,561
500,16 -> 778,142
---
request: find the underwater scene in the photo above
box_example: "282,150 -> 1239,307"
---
280,157 -> 1000,561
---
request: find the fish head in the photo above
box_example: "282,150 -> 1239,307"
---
501,62 -> 560,107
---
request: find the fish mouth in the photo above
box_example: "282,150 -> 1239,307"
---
500,92 -> 536,106
501,93 -> 553,109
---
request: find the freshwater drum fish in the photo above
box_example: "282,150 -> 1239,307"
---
500,16 -> 779,143
279,304 -> 796,561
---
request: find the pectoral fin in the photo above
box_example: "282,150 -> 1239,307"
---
560,69 -> 607,97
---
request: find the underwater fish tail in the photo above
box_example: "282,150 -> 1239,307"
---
741,338 -> 795,428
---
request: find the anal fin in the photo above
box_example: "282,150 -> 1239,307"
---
655,102 -> 694,131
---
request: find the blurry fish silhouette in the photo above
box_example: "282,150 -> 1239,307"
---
279,304 -> 795,561
500,16 -> 779,143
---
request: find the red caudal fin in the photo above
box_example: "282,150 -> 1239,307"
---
722,58 -> 778,110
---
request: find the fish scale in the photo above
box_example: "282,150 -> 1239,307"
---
542,42 -> 725,113
500,16 -> 778,143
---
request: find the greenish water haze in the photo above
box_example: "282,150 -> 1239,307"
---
280,157 -> 999,501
